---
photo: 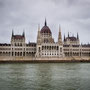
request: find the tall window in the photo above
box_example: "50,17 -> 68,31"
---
60,48 -> 62,52
44,39 -> 48,43
39,47 -> 40,52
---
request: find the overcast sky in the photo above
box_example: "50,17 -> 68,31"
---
0,0 -> 90,44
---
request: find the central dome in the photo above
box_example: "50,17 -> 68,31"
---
40,20 -> 51,34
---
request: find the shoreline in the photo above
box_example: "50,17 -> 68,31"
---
0,56 -> 90,63
0,60 -> 90,63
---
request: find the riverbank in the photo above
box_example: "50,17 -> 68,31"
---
0,60 -> 90,63
0,56 -> 90,63
0,57 -> 90,63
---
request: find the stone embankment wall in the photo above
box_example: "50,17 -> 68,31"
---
0,56 -> 90,63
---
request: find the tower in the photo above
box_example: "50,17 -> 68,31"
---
58,25 -> 63,45
77,32 -> 80,45
11,29 -> 14,45
58,25 -> 64,57
36,24 -> 42,57
37,24 -> 41,45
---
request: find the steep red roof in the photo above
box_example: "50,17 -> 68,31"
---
65,37 -> 77,41
13,35 -> 24,39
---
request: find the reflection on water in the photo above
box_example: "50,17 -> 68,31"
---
0,63 -> 90,90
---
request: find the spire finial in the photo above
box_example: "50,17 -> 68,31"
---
45,18 -> 47,26
23,29 -> 25,37
64,34 -> 66,41
12,29 -> 14,37
38,24 -> 40,31
58,25 -> 62,45
77,32 -> 79,39
68,32 -> 69,37
59,25 -> 61,32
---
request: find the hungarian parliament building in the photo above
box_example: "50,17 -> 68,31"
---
0,20 -> 90,60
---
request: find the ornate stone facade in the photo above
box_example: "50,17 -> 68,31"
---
0,20 -> 90,59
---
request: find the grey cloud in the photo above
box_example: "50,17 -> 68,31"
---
0,0 -> 90,43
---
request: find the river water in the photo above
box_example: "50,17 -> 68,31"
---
0,63 -> 90,90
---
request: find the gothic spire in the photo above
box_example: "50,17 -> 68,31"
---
12,29 -> 14,37
45,18 -> 47,26
64,34 -> 66,41
68,32 -> 69,37
37,24 -> 41,45
59,25 -> 61,32
58,25 -> 61,39
22,30 -> 25,37
38,24 -> 40,31
77,32 -> 79,40
58,25 -> 62,45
